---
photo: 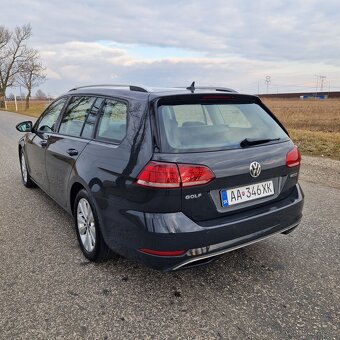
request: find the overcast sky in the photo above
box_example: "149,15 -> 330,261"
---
2,0 -> 340,96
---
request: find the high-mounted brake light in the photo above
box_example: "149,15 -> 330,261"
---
139,248 -> 186,256
202,96 -> 236,100
286,146 -> 301,167
136,161 -> 215,188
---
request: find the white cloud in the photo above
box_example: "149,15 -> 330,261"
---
35,40 -> 340,96
2,0 -> 340,95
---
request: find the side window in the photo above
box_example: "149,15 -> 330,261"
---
36,97 -> 67,132
96,99 -> 127,143
81,97 -> 104,139
59,96 -> 96,137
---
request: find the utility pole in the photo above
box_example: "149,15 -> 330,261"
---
14,94 -> 18,111
315,75 -> 319,97
314,75 -> 326,96
265,76 -> 271,94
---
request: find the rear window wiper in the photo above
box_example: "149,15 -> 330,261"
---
240,137 -> 280,148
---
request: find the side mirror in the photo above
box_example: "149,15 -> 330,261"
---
16,121 -> 33,133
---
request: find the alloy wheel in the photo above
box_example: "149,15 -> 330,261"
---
77,198 -> 96,252
21,152 -> 28,183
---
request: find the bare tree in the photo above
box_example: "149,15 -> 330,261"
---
0,24 -> 32,108
0,26 -> 11,96
0,26 -> 11,53
35,89 -> 47,100
17,49 -> 46,109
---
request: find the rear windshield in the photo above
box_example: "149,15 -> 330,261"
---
157,102 -> 289,153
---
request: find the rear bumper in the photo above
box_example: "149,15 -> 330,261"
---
170,221 -> 300,270
106,184 -> 304,271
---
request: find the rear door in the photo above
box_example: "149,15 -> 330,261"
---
155,95 -> 299,221
45,96 -> 102,207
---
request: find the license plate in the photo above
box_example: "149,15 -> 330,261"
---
220,180 -> 274,207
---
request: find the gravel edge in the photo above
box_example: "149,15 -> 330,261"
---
300,155 -> 340,189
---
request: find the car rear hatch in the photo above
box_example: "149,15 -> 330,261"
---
150,93 -> 301,222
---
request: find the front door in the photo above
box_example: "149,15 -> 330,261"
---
25,97 -> 68,190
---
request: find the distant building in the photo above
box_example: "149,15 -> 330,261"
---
300,95 -> 328,100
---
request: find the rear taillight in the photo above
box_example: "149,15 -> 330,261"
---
136,161 -> 215,188
286,146 -> 301,167
136,161 -> 180,188
178,164 -> 215,187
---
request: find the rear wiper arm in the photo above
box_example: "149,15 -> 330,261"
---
240,137 -> 280,148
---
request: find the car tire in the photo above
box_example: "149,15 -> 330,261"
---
74,189 -> 114,262
19,149 -> 36,188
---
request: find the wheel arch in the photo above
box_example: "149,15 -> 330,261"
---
70,182 -> 85,215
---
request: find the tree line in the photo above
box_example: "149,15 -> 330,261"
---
0,24 -> 46,110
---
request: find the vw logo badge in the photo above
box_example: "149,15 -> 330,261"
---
249,161 -> 261,178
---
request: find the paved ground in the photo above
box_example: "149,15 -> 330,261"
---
0,110 -> 339,340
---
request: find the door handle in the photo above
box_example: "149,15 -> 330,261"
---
67,148 -> 78,156
40,140 -> 48,147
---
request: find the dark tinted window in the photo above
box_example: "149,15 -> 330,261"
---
96,99 -> 127,143
158,102 -> 289,152
82,97 -> 104,138
36,97 -> 67,132
59,97 -> 96,137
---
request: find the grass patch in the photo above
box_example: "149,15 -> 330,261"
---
264,98 -> 340,160
3,100 -> 49,118
289,129 -> 340,160
262,98 -> 340,133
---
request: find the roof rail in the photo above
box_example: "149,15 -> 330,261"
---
68,84 -> 149,93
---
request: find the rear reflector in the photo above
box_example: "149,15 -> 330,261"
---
286,146 -> 301,167
136,161 -> 215,188
139,249 -> 186,256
